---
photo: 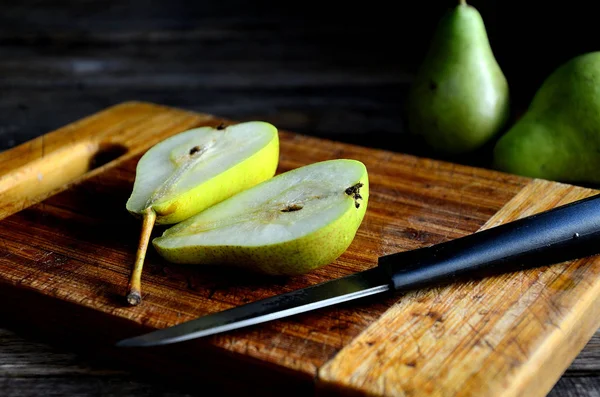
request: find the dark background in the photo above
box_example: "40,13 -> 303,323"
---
2,1 -> 600,396
1,0 -> 598,167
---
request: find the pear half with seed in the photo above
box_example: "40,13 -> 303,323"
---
152,159 -> 369,276
125,121 -> 279,305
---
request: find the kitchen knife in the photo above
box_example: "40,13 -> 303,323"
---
116,193 -> 600,348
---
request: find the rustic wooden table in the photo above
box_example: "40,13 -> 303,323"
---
1,1 -> 599,396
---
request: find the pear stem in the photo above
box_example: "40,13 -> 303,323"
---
459,0 -> 466,4
126,208 -> 157,306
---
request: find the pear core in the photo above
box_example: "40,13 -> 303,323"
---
126,121 -> 278,217
124,120 -> 279,304
152,159 -> 369,275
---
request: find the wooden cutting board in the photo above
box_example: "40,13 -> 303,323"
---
1,101 -> 599,397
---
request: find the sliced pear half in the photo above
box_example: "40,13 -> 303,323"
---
125,121 -> 279,304
152,159 -> 369,276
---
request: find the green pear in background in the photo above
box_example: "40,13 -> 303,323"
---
407,0 -> 510,155
493,51 -> 600,184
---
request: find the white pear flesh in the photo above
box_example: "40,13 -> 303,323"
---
124,121 -> 279,304
126,121 -> 279,225
152,159 -> 369,276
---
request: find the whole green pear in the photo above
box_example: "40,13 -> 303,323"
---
493,51 -> 600,184
407,0 -> 510,155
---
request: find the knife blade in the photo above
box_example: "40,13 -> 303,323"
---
116,193 -> 600,348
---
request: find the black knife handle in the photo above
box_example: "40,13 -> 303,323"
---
377,194 -> 600,291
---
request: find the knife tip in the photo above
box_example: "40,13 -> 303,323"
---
114,337 -> 154,348
114,338 -> 137,348
115,335 -> 178,348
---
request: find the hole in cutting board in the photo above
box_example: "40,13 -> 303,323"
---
89,143 -> 129,170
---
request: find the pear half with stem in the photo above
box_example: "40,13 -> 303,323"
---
152,159 -> 369,276
125,121 -> 279,305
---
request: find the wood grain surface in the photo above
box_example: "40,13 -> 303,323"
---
1,101 -> 599,396
318,180 -> 600,396
3,1 -> 600,395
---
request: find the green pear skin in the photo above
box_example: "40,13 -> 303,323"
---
493,51 -> 600,184
124,121 -> 279,305
407,1 -> 510,155
126,121 -> 280,225
152,159 -> 369,276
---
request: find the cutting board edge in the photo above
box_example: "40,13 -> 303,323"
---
3,101 -> 597,397
315,179 -> 600,397
0,101 -> 224,221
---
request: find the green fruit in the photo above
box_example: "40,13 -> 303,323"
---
125,121 -> 279,304
152,159 -> 369,276
493,51 -> 600,184
407,0 -> 510,155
